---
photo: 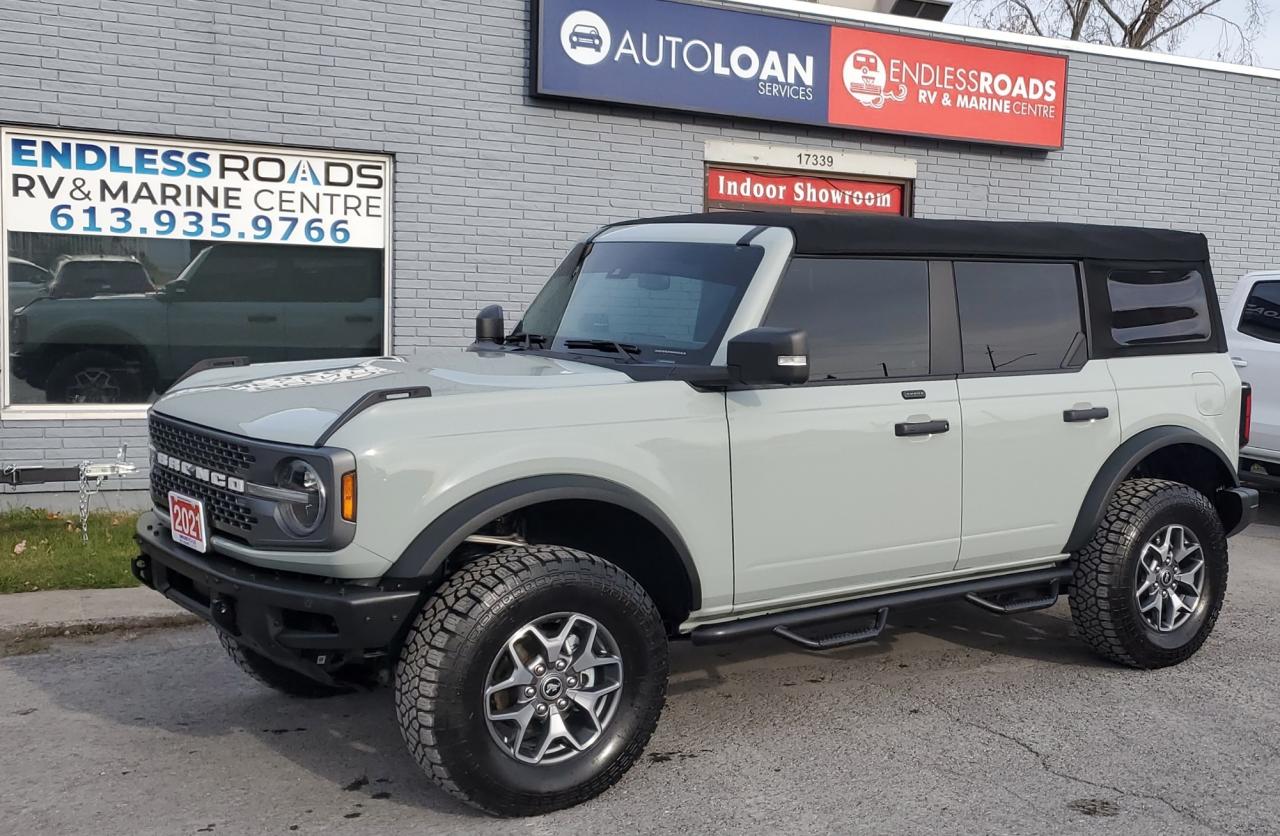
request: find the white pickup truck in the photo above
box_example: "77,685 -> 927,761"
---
1226,271 -> 1280,488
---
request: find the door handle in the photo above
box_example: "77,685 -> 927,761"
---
1233,356 -> 1249,368
895,419 -> 949,437
247,315 -> 278,323
1063,406 -> 1110,422
345,315 -> 375,323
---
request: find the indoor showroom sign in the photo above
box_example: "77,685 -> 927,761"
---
1,128 -> 390,248
535,0 -> 1068,149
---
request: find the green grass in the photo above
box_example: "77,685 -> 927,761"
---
0,508 -> 140,594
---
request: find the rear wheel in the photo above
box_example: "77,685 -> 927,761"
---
395,545 -> 668,816
1070,478 -> 1228,668
44,349 -> 149,403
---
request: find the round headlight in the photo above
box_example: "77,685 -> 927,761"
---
275,458 -> 326,536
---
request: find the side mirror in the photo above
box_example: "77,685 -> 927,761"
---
727,327 -> 809,386
474,304 -> 505,345
160,282 -> 187,300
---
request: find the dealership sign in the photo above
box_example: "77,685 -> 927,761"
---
534,0 -> 1068,149
707,167 -> 904,213
1,128 -> 390,247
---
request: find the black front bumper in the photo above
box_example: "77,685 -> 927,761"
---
134,513 -> 422,680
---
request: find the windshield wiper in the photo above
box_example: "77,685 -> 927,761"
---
562,339 -> 641,363
503,332 -> 548,349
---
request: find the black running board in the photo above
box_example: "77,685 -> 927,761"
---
965,580 -> 1061,614
689,565 -> 1073,646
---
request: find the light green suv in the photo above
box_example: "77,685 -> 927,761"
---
133,212 -> 1257,815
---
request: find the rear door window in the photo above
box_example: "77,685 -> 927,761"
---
1107,268 -> 1211,346
1238,280 -> 1280,344
764,258 -> 930,381
954,261 -> 1085,374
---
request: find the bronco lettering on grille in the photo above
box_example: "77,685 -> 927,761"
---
155,451 -> 246,493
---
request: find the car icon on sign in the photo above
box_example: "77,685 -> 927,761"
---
569,23 -> 603,51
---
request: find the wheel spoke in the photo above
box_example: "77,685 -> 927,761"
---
483,610 -> 624,766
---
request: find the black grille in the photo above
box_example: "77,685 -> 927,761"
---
150,416 -> 259,537
150,416 -> 255,476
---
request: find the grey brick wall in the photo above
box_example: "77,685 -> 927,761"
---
0,0 -> 1276,501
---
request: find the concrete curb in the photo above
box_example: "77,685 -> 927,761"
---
0,586 -> 201,648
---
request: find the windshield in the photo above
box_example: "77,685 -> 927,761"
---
516,241 -> 763,364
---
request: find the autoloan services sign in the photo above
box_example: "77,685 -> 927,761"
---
534,0 -> 1068,150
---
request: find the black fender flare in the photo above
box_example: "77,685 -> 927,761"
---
385,474 -> 702,610
1063,425 -> 1239,554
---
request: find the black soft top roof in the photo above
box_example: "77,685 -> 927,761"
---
614,212 -> 1210,263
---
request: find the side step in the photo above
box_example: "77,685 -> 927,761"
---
965,580 -> 1061,614
689,565 -> 1073,647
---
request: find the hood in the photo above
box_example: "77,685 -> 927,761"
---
151,349 -> 632,445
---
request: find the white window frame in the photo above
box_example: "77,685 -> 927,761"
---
0,126 -> 394,420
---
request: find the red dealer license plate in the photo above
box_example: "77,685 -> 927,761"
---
168,491 -> 208,553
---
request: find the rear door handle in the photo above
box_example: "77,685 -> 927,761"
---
895,419 -> 950,437
247,315 -> 278,323
1064,406 -> 1110,422
1233,356 -> 1249,368
345,315 -> 375,323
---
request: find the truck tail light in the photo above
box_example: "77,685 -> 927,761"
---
1241,383 -> 1252,448
341,471 -> 357,522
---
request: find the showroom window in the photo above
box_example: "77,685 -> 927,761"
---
2,127 -> 391,411
954,261 -> 1086,374
764,258 -> 930,381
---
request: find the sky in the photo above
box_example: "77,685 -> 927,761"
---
1165,0 -> 1280,68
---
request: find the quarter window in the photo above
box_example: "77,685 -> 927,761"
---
764,258 -> 930,381
1239,280 -> 1280,344
1107,268 -> 1211,346
954,261 -> 1085,374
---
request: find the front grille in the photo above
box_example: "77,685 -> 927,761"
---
150,416 -> 260,538
150,416 -> 255,476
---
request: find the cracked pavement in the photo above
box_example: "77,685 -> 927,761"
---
5,508 -> 1280,835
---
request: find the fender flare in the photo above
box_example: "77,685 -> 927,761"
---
1063,425 -> 1238,554
385,474 -> 702,610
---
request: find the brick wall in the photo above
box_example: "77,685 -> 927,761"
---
0,0 -> 1276,501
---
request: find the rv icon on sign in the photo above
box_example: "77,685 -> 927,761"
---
842,49 -> 907,109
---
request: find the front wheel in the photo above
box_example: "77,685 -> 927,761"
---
395,545 -> 668,816
1070,478 -> 1228,669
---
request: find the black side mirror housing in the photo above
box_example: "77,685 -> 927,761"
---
727,327 -> 809,386
474,304 -> 505,345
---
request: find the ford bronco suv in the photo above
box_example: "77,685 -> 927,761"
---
133,212 -> 1257,816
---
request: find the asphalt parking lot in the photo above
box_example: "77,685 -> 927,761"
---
4,507 -> 1280,836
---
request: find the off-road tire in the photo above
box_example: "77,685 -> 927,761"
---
1070,478 -> 1228,669
395,545 -> 668,817
218,632 -> 352,698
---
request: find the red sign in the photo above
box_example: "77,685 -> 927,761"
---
707,168 -> 904,215
827,27 -> 1067,149
168,491 -> 208,553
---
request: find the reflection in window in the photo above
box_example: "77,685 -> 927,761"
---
954,262 -> 1085,374
8,234 -> 384,405
765,258 -> 930,381
1107,269 -> 1210,346
1240,281 -> 1280,344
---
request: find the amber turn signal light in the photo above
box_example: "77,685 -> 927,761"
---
341,471 -> 357,522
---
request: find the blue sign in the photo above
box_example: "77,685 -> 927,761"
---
535,0 -> 830,127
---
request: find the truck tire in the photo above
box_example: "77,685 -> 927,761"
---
395,545 -> 668,817
218,632 -> 352,698
44,349 -> 148,404
1070,478 -> 1228,669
